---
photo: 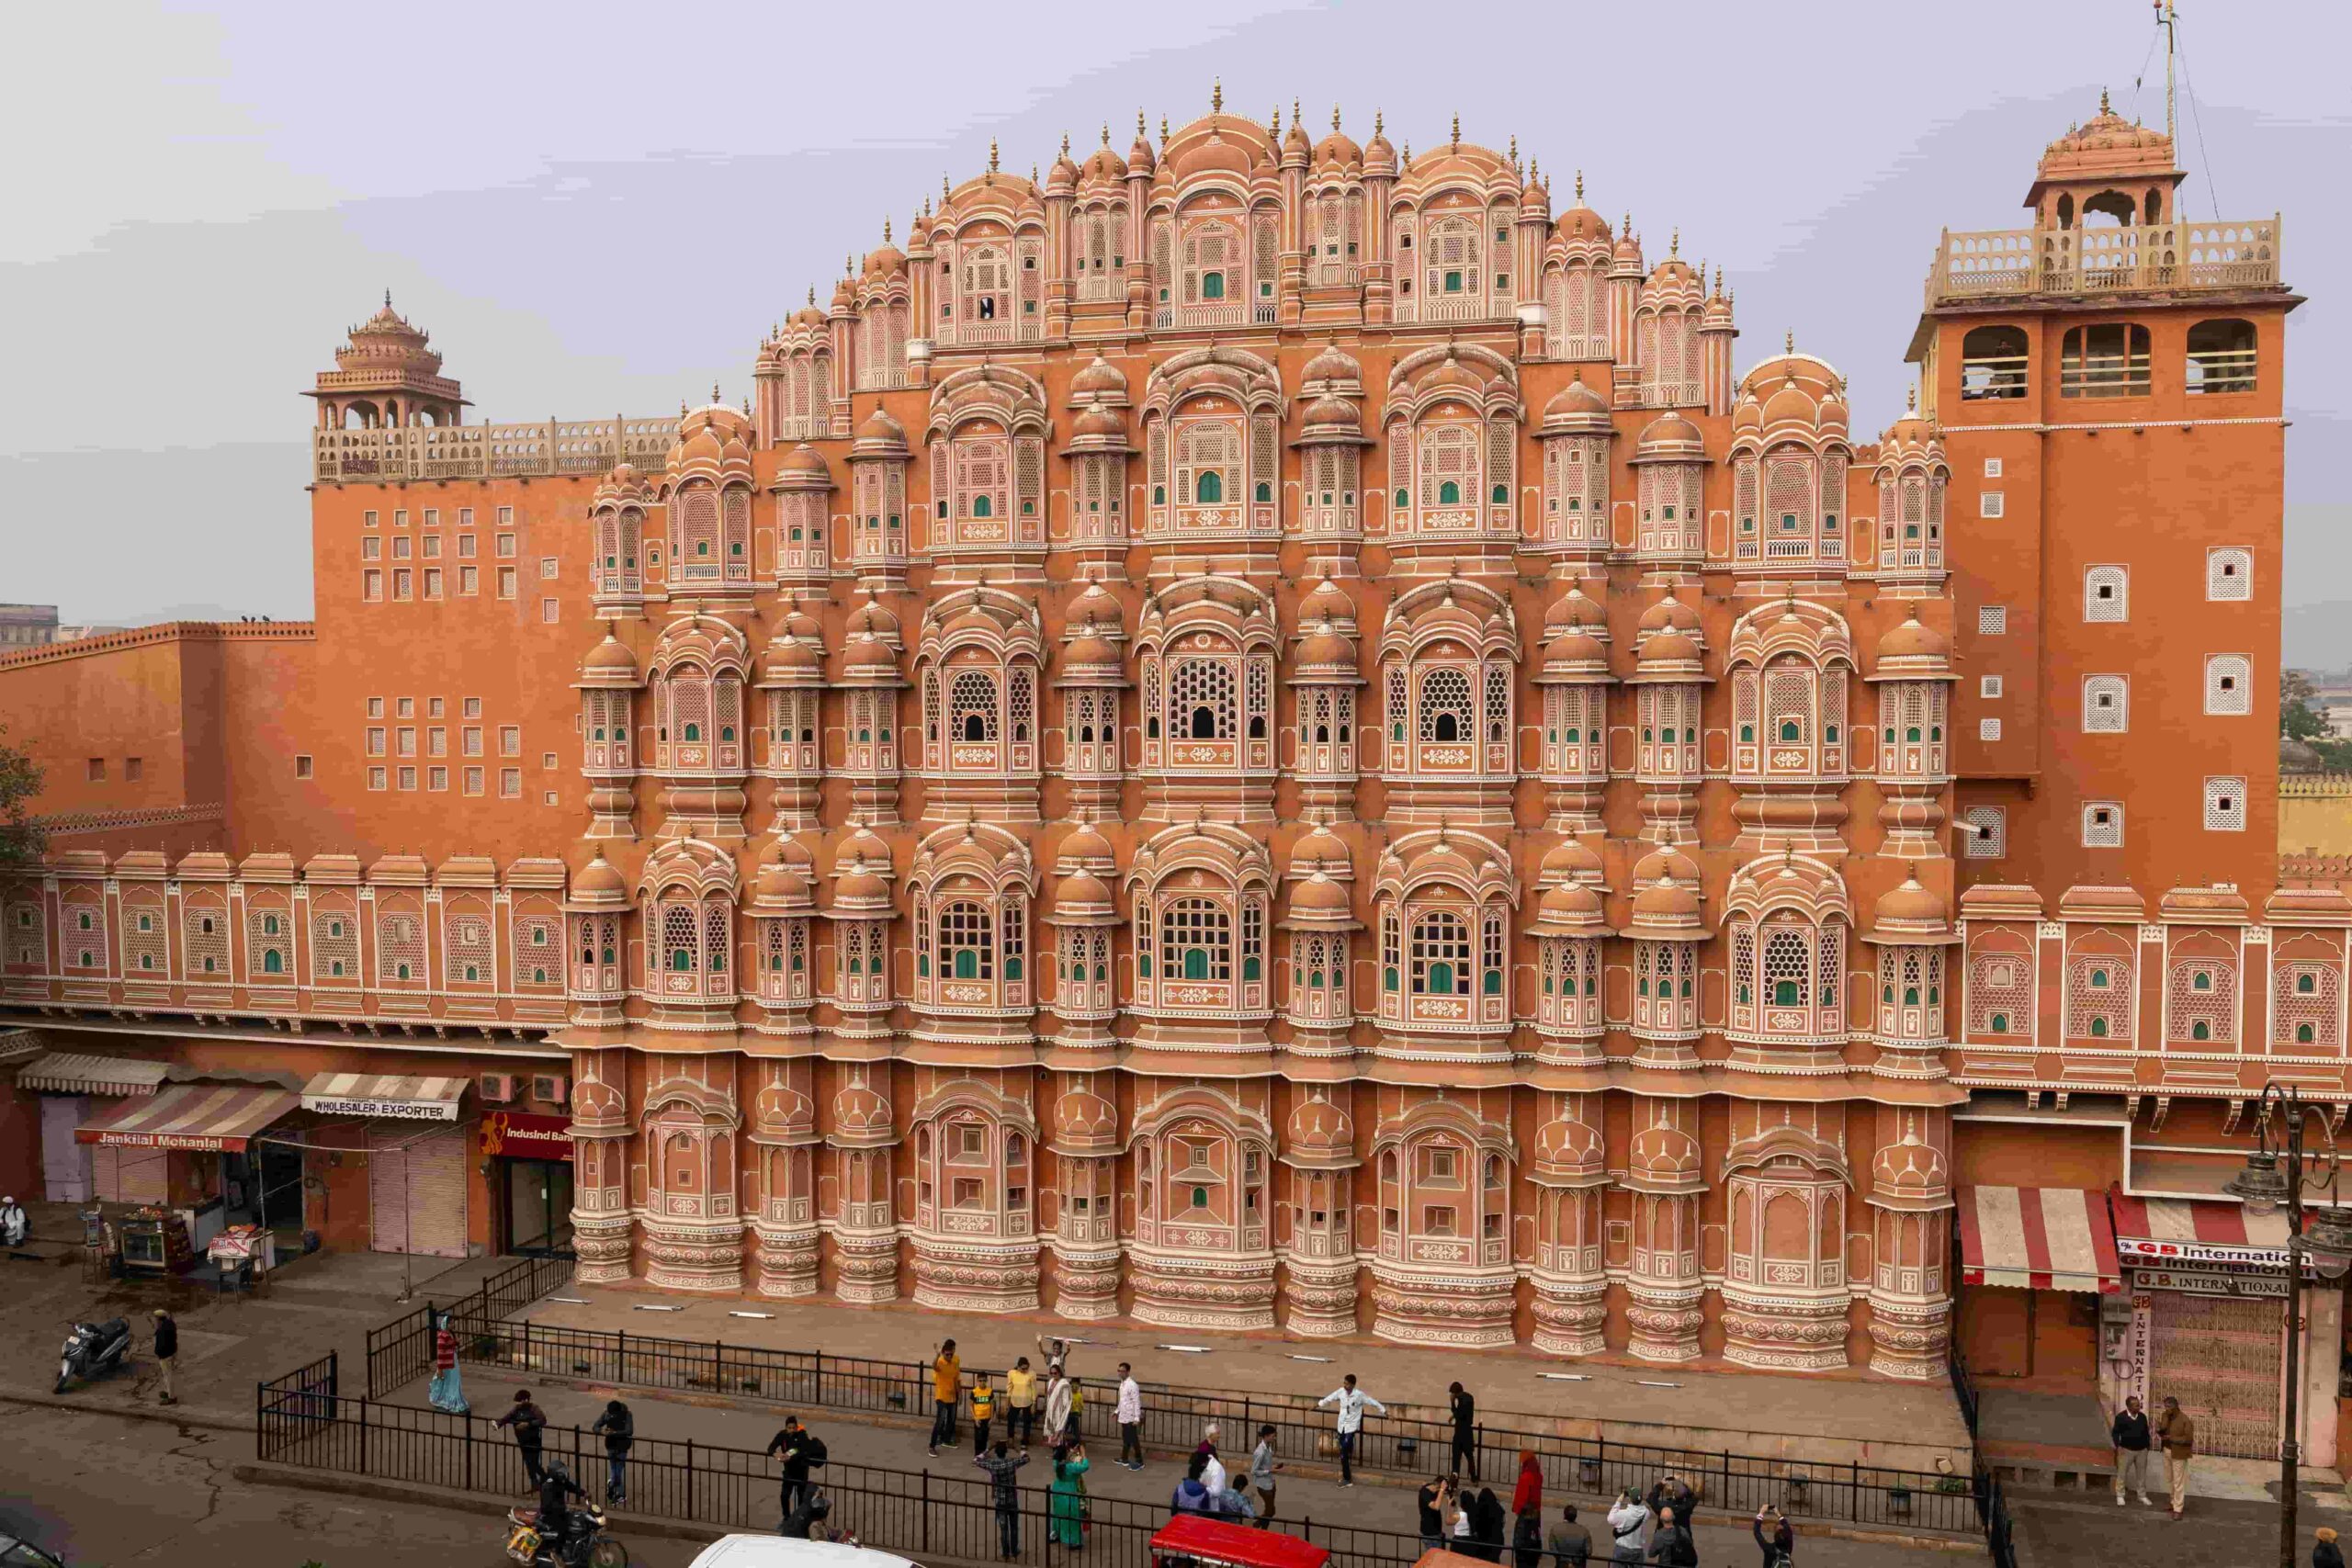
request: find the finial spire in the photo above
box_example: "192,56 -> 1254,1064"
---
383,288 -> 392,309
711,382 -> 720,405
1211,78 -> 1222,113
1785,330 -> 1794,353
1576,168 -> 1584,201
1509,132 -> 1518,164
1138,108 -> 1147,139
1374,109 -> 1384,138
1101,122 -> 1110,147
1060,130 -> 1070,155
808,287 -> 816,307
1450,112 -> 1461,148
988,139 -> 999,174
1331,103 -> 1340,132
1271,103 -> 1280,135
883,218 -> 892,243
1906,384 -> 1917,412
943,172 -> 951,201
1160,115 -> 1170,141
2099,86 -> 2111,115
1714,265 -> 1724,291
1670,227 -> 1679,257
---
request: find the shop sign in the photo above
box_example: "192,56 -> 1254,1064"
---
2116,1235 -> 2293,1269
304,1095 -> 460,1122
480,1111 -> 573,1161
88,1129 -> 235,1151
2131,1264 -> 2290,1298
2126,1294 -> 2153,1406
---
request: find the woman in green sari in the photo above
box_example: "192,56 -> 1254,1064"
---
1051,1438 -> 1091,1549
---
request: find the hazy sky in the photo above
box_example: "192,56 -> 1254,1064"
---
6,0 -> 2347,629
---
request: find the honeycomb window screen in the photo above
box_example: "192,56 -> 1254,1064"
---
2084,566 -> 2129,623
1978,716 -> 2002,741
1983,457 -> 2004,479
1978,605 -> 2007,636
1962,806 -> 2007,859
2203,654 -> 2252,715
1980,491 -> 2005,519
2206,547 -> 2252,602
2203,776 -> 2246,831
2083,675 -> 2129,733
1979,675 -> 2004,699
2082,801 -> 2124,847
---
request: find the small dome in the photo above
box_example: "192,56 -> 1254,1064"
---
1636,628 -> 1702,672
571,850 -> 627,898
1054,1089 -> 1119,1147
855,408 -> 907,445
1541,375 -> 1611,433
581,629 -> 637,674
1637,590 -> 1700,637
1634,412 -> 1705,462
831,1078 -> 891,1136
1297,576 -> 1358,629
753,849 -> 815,909
1537,879 -> 1606,929
1631,840 -> 1700,888
1290,872 -> 1353,915
843,633 -> 898,675
780,443 -> 829,479
1072,405 -> 1126,442
1422,351 -> 1484,397
1071,355 -> 1128,402
1062,630 -> 1121,671
1869,874 -> 1951,941
1053,869 -> 1114,916
1057,818 -> 1114,865
1295,622 -> 1357,672
1540,626 -> 1609,677
1302,340 -> 1361,386
1544,585 -> 1607,636
1301,392 -> 1360,433
1540,837 -> 1603,886
1286,1094 -> 1355,1156
1874,612 -> 1951,668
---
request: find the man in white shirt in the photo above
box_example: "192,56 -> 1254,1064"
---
1116,1361 -> 1144,1471
1605,1490 -> 1653,1563
1314,1373 -> 1385,1486
1200,1430 -> 1227,1497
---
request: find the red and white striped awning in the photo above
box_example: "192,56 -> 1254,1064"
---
75,1082 -> 299,1153
1958,1185 -> 2122,1293
2109,1190 -> 2295,1269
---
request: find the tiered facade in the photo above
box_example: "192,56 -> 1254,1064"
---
0,96 -> 2315,1379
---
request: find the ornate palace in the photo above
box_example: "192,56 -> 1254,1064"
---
0,93 -> 2313,1382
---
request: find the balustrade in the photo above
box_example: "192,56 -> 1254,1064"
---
1926,217 -> 2280,305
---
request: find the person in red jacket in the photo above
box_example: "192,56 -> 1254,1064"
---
1510,1450 -> 1543,1522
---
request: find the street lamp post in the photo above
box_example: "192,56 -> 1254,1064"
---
2223,1081 -> 2352,1568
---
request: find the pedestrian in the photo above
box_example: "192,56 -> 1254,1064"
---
150,1309 -> 178,1405
767,1416 -> 828,1525
1116,1363 -> 1145,1471
1475,1486 -> 1508,1562
1513,1500 -> 1544,1568
1065,1375 -> 1086,1444
1418,1473 -> 1449,1553
1046,1363 -> 1075,1450
1752,1506 -> 1793,1567
1007,1356 -> 1038,1449
1172,1452 -> 1213,1515
2316,1526 -> 2346,1568
428,1312 -> 469,1415
1607,1489 -> 1653,1564
1316,1372 -> 1386,1487
1449,1479 -> 1477,1554
1199,1425 -> 1227,1496
975,1438 -> 1030,1559
592,1398 -> 635,1506
1038,1333 -> 1072,1377
1512,1448 -> 1544,1531
1645,1506 -> 1696,1567
1249,1425 -> 1279,1529
1450,1381 -> 1479,1482
2154,1394 -> 2196,1518
1549,1503 -> 1593,1568
927,1339 -> 961,1457
972,1371 -> 998,1457
1213,1474 -> 1257,1522
495,1389 -> 549,1488
2109,1393 -> 2153,1507
1647,1473 -> 1696,1526
0,1193 -> 26,1248
1051,1438 -> 1091,1549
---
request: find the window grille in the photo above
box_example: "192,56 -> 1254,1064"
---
1977,605 -> 2007,635
939,900 -> 995,980
1418,668 -> 1475,743
1966,948 -> 2030,1034
1170,658 -> 1237,740
1409,911 -> 1473,996
2083,802 -> 2124,847
2204,654 -> 2252,715
2207,548 -> 2252,601
949,671 -> 999,743
2084,566 -> 2128,623
2202,776 -> 2246,831
1962,806 -> 2006,859
1160,897 -> 1233,982
2083,675 -> 2128,732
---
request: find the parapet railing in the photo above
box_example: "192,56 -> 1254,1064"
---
313,418 -> 675,483
1926,216 -> 2281,305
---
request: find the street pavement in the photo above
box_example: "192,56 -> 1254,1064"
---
435,1372 -> 1974,1566
0,1401 -> 704,1566
2005,1482 -> 2352,1567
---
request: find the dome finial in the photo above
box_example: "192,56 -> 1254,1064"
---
1906,384 -> 1918,412
1575,168 -> 1584,201
1271,103 -> 1280,135
942,172 -> 951,201
1714,265 -> 1724,292
807,287 -> 816,308
1374,108 -> 1384,138
2099,85 -> 2111,116
711,381 -> 720,405
1137,108 -> 1147,139
1450,112 -> 1461,149
1101,122 -> 1110,147
1211,77 -> 1222,113
1331,102 -> 1341,132
383,288 -> 392,309
1160,115 -> 1170,141
1784,329 -> 1794,354
1669,227 -> 1679,257
883,217 -> 892,243
1509,132 -> 1518,164
987,139 -> 999,175
1060,130 -> 1070,156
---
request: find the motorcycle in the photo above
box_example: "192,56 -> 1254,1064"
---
55,1317 -> 132,1394
503,1501 -> 628,1567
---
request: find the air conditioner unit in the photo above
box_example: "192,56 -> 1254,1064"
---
533,1074 -> 570,1107
479,1072 -> 519,1104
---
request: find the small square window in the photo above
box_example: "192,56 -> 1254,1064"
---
540,557 -> 559,580
368,696 -> 385,718
502,768 -> 523,798
1978,717 -> 2001,741
463,697 -> 482,718
541,751 -> 558,770
1978,605 -> 2007,636
541,598 -> 560,624
86,757 -> 105,782
125,756 -> 142,781
2207,548 -> 2253,602
397,766 -> 418,791
2083,802 -> 2123,847
364,510 -> 379,527
295,755 -> 313,779
543,790 -> 560,807
426,766 -> 448,792
1983,458 -> 2004,479
496,533 -> 517,558
497,506 -> 514,525
397,697 -> 414,718
1963,806 -> 2007,859
368,766 -> 388,791
1979,675 -> 2003,699
2203,776 -> 2247,831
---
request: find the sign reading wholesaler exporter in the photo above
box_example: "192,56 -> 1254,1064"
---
301,1095 -> 461,1121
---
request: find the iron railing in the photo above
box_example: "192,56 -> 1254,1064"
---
368,1251 -> 577,1396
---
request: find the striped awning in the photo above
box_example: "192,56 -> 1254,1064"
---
300,1071 -> 469,1122
2109,1190 -> 2295,1269
17,1052 -> 172,1097
1958,1185 -> 2122,1293
75,1082 -> 299,1153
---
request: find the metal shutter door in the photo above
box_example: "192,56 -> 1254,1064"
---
368,1125 -> 410,1253
2151,1289 -> 2280,1459
405,1128 -> 469,1258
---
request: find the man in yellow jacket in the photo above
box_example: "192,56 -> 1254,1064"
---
2154,1394 -> 2197,1519
927,1339 -> 961,1457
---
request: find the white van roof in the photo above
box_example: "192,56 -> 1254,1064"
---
687,1539 -> 924,1568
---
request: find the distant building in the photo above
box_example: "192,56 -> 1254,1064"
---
0,605 -> 59,648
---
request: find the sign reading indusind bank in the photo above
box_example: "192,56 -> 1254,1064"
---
479,1111 -> 573,1161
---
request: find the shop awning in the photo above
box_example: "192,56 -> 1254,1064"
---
1958,1185 -> 2122,1293
300,1071 -> 469,1122
75,1082 -> 300,1153
2109,1190 -> 2295,1269
17,1052 -> 172,1097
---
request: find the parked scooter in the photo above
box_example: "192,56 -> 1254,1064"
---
55,1317 -> 133,1394
503,1499 -> 628,1567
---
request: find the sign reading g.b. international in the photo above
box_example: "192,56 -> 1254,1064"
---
480,1111 -> 574,1161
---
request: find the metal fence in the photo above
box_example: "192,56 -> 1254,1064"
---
379,1313 -> 1978,1537
368,1251 -> 577,1396
255,1386 -> 1427,1568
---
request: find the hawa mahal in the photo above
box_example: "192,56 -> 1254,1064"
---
0,92 -> 2321,1410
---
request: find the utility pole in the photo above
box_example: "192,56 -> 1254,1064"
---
2156,0 -> 2178,144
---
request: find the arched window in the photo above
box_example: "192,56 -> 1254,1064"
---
950,671 -> 999,745
1160,897 -> 1233,981
1170,657 -> 1237,741
1409,912 -> 1472,996
1418,668 -> 1474,744
940,900 -> 995,980
2186,318 -> 2257,394
2204,654 -> 2252,716
2083,674 -> 2129,733
1196,469 -> 1223,503
1959,325 -> 2029,400
2084,566 -> 2129,623
1439,479 -> 1461,505
972,492 -> 993,518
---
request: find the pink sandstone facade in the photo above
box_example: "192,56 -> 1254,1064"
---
0,96 -> 2322,1400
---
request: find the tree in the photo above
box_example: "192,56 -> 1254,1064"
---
2283,669 -> 2328,742
0,726 -> 40,867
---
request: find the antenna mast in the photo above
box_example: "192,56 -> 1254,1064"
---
2157,0 -> 2178,143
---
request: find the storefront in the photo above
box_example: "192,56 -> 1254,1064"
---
297,1072 -> 474,1259
18,1052 -> 174,1203
74,1081 -> 301,1251
481,1110 -> 575,1257
2105,1192 -> 2344,1465
1955,1184 -> 2122,1388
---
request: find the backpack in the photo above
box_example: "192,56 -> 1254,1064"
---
802,1435 -> 829,1469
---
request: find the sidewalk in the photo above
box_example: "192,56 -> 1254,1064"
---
508,1284 -> 1973,1472
418,1370 -> 1979,1566
2007,1480 -> 2352,1567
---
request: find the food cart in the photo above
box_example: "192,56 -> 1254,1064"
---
1148,1516 -> 1331,1568
117,1205 -> 192,1276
